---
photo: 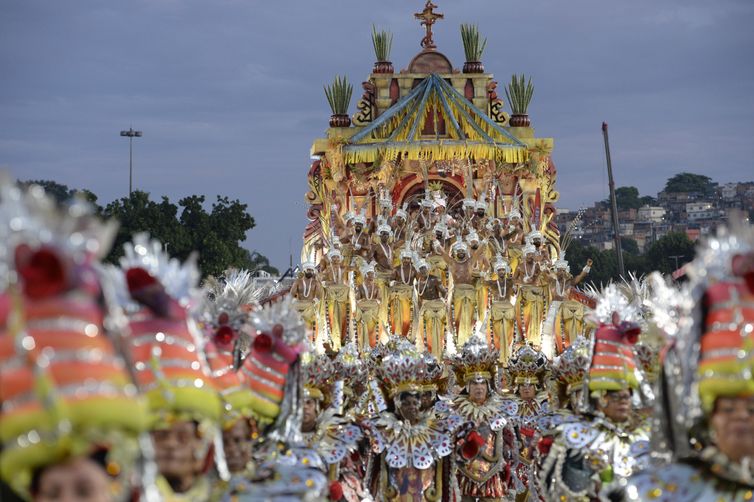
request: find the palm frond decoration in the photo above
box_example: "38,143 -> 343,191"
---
324,75 -> 353,115
505,74 -> 534,115
460,24 -> 487,62
372,25 -> 393,62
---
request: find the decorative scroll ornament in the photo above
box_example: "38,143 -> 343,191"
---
352,80 -> 376,126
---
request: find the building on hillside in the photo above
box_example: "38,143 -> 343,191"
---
686,201 -> 718,221
637,205 -> 666,223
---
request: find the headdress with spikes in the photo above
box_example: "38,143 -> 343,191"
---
376,337 -> 427,397
450,335 -> 498,385
586,284 -> 643,394
507,344 -> 549,386
301,352 -> 335,402
105,233 -> 221,426
644,214 -> 754,461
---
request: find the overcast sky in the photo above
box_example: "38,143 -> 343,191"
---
2,0 -> 753,268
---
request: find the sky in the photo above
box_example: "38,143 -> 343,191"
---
2,0 -> 753,269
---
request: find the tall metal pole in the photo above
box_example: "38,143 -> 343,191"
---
129,136 -> 133,195
602,122 -> 625,276
121,127 -> 142,197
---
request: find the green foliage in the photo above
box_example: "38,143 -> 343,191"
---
324,75 -> 353,115
18,179 -> 98,205
645,231 -> 695,274
664,172 -> 716,195
247,250 -> 280,276
621,237 -> 640,255
614,186 -> 642,210
104,192 -> 258,277
460,24 -> 487,62
505,74 -> 534,115
371,25 -> 393,62
639,195 -> 656,206
18,179 -> 276,278
565,239 -> 650,286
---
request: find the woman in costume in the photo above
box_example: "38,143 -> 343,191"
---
362,338 -> 459,501
225,298 -> 331,500
0,181 -> 150,501
106,234 -> 223,501
626,217 -> 754,501
513,243 -> 547,351
449,336 -> 516,502
355,261 -> 382,350
503,345 -> 550,501
538,285 -> 650,501
301,351 -> 372,502
487,255 -> 516,362
199,269 -> 264,499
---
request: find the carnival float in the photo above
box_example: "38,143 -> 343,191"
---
295,1 -> 594,360
3,3 -> 752,502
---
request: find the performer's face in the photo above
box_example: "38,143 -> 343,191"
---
365,271 -> 375,282
470,241 -> 479,250
304,269 -> 314,278
355,223 -> 363,232
419,267 -> 429,278
397,392 -> 421,424
455,249 -> 467,261
402,257 -> 412,267
476,209 -> 485,218
302,397 -> 319,432
380,232 -> 389,243
600,390 -> 632,423
435,231 -> 443,239
150,420 -> 203,487
710,396 -> 754,462
33,456 -> 112,502
518,383 -> 536,400
332,256 -> 341,265
469,380 -> 489,404
533,238 -> 542,248
222,419 -> 252,474
420,391 -> 435,411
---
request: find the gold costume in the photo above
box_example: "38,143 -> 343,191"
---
453,284 -> 477,348
293,299 -> 319,344
417,299 -> 447,359
490,300 -> 515,363
555,299 -> 585,353
325,284 -> 349,351
388,284 -> 413,337
517,284 -> 545,349
355,299 -> 380,350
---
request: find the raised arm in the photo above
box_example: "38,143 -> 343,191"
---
572,259 -> 592,286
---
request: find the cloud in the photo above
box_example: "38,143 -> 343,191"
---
2,0 -> 753,268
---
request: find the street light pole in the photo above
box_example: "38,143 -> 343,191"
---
120,128 -> 143,196
602,122 -> 625,277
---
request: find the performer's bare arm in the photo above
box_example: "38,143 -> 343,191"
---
572,258 -> 593,286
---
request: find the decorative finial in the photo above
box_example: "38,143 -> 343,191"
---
414,1 -> 444,50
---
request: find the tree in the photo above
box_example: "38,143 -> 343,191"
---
621,237 -> 640,255
645,232 -> 695,274
639,195 -> 656,206
247,250 -> 280,276
615,186 -> 642,210
664,172 -> 716,196
19,180 -> 276,278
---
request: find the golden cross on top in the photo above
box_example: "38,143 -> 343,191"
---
414,1 -> 444,50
